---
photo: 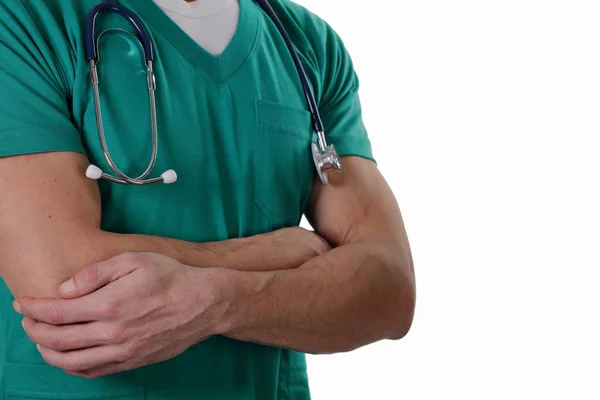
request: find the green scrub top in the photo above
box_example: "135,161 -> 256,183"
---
0,0 -> 374,398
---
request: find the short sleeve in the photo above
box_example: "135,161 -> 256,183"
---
0,3 -> 85,159
317,25 -> 375,164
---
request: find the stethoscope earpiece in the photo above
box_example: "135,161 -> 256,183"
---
86,164 -> 177,185
86,164 -> 104,180
160,170 -> 178,184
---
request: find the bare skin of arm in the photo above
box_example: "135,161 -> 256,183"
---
0,152 -> 329,299
220,156 -> 416,353
12,156 -> 414,377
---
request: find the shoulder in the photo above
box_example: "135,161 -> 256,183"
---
267,0 -> 347,55
269,0 -> 332,33
0,0 -> 92,94
0,0 -> 82,19
264,1 -> 358,99
0,0 -> 88,35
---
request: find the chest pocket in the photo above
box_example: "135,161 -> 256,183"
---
253,99 -> 315,229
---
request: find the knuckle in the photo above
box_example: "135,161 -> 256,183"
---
104,325 -> 126,343
119,345 -> 137,361
46,304 -> 64,325
47,337 -> 63,351
81,264 -> 101,283
104,302 -> 118,318
63,356 -> 82,372
96,300 -> 121,320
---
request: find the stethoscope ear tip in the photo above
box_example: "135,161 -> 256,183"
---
161,169 -> 178,184
86,164 -> 103,180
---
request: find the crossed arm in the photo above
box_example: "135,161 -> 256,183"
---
0,152 -> 330,299
0,150 -> 415,377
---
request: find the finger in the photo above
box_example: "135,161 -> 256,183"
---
17,293 -> 115,325
66,362 -> 127,379
22,318 -> 124,352
59,253 -> 142,298
37,343 -> 133,373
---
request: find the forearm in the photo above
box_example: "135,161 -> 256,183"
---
218,242 -> 415,354
98,229 -> 305,272
5,227 -> 325,299
0,152 -> 325,299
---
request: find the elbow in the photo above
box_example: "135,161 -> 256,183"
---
387,258 -> 416,341
388,291 -> 415,340
2,229 -> 106,300
5,280 -> 60,301
4,263 -> 73,300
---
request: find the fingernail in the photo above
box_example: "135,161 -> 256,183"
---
36,344 -> 41,351
60,279 -> 75,295
13,301 -> 22,314
21,319 -> 25,329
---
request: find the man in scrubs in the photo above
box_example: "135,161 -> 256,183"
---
0,0 -> 416,399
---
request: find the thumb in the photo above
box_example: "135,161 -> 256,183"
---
59,255 -> 139,298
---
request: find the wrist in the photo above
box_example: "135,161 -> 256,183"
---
211,268 -> 277,336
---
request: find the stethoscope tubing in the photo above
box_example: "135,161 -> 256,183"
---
85,0 -> 339,186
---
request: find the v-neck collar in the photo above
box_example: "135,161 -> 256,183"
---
122,0 -> 260,84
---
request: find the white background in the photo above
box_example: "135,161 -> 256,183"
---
296,1 -> 600,399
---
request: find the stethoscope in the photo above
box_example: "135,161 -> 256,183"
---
84,0 -> 342,185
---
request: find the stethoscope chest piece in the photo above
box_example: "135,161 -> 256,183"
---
312,141 -> 342,184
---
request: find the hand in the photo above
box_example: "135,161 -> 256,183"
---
274,227 -> 331,261
241,227 -> 331,271
14,253 -> 226,378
